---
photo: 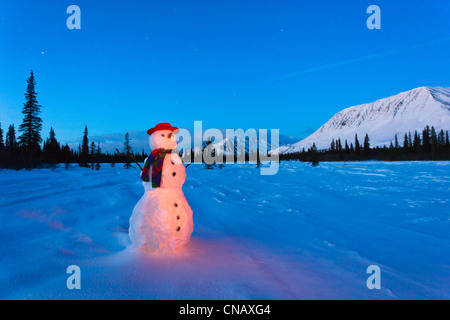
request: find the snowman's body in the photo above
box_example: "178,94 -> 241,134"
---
129,129 -> 193,252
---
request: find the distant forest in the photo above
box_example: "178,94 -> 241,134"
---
1,71 -> 449,169
280,128 -> 450,166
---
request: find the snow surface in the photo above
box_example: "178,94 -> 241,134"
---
276,86 -> 450,153
0,162 -> 449,299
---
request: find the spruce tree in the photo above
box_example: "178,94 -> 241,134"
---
61,144 -> 71,168
203,137 -> 214,169
123,132 -> 132,169
48,127 -> 56,144
446,131 -> 450,146
413,131 -> 421,152
255,146 -> 261,169
18,70 -> 43,153
95,142 -> 101,170
80,126 -> 89,166
123,132 -> 132,154
90,141 -> 96,169
6,124 -> 17,152
0,122 -> 4,151
309,143 -> 319,167
44,127 -> 60,164
445,131 -> 450,153
363,134 -> 370,155
408,132 -> 413,151
355,134 -> 361,154
438,129 -> 445,147
430,126 -> 437,154
422,126 -> 430,153
403,133 -> 409,152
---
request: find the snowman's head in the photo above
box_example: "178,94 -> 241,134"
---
149,130 -> 178,151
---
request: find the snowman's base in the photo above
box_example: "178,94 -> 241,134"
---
129,187 -> 194,252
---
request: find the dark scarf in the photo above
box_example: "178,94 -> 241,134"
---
141,148 -> 174,188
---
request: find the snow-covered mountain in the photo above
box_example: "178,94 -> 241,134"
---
276,86 -> 450,153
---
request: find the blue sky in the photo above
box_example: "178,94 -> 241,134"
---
0,0 -> 449,144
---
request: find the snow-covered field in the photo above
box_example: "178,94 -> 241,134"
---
0,161 -> 449,299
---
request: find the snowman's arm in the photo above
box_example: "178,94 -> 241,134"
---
115,148 -> 144,170
140,157 -> 148,177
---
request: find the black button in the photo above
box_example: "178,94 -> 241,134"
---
171,161 -> 175,165
174,203 -> 178,207
172,172 -> 176,176
177,216 -> 180,220
176,227 -> 180,232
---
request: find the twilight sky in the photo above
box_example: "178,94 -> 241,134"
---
0,0 -> 449,144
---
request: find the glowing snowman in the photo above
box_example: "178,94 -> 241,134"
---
129,123 -> 193,252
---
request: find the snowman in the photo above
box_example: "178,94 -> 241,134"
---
129,123 -> 194,252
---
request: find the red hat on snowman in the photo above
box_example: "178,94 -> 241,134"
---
147,123 -> 179,136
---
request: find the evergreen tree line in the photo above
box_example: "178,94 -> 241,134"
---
280,127 -> 450,164
0,122 -> 147,169
0,71 -> 146,169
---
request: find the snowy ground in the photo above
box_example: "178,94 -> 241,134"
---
0,161 -> 449,299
